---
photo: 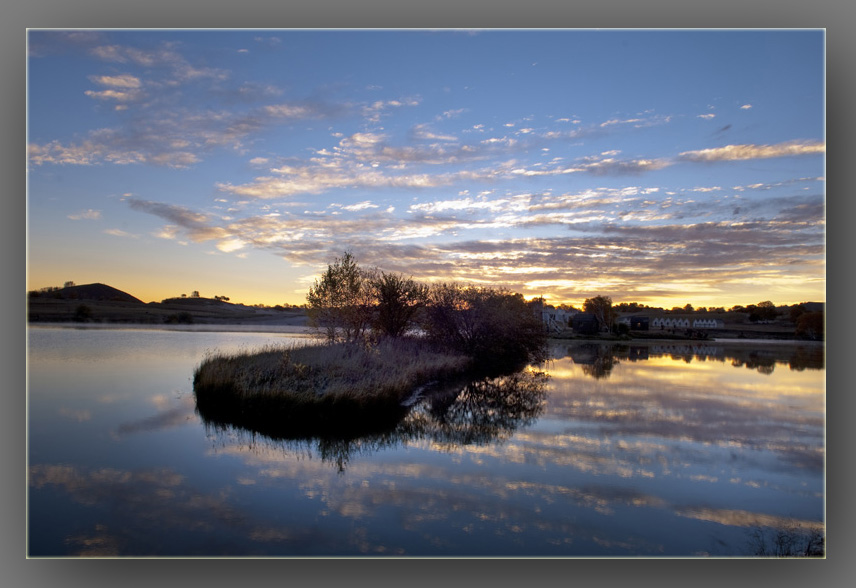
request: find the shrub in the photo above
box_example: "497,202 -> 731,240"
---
420,283 -> 546,367
164,311 -> 194,324
73,304 -> 92,322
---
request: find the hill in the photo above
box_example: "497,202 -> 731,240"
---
27,283 -> 309,327
31,282 -> 144,304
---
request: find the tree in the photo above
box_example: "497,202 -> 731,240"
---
795,312 -> 824,341
756,300 -> 778,322
371,271 -> 428,338
306,251 -> 374,343
583,295 -> 615,333
789,304 -> 806,323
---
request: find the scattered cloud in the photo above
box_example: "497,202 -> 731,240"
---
28,32 -> 824,307
679,140 -> 825,162
68,209 -> 102,221
411,123 -> 458,142
103,228 -> 137,238
90,43 -> 228,83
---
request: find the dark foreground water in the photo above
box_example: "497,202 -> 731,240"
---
27,326 -> 824,557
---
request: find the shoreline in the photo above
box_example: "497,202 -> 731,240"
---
27,321 -> 823,347
26,321 -> 316,335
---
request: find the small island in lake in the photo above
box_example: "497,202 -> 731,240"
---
193,252 -> 548,431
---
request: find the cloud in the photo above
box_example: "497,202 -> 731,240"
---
340,201 -> 379,212
216,238 -> 248,253
215,133 -> 821,202
217,167 -> 449,199
740,104 -> 753,110
127,198 -> 212,229
68,209 -> 102,220
84,89 -> 140,102
679,141 -> 825,162
103,228 -> 137,238
88,74 -> 142,89
361,97 -> 421,122
697,114 -> 716,120
411,123 -> 458,142
90,43 -> 228,83
28,98 -> 331,168
438,108 -> 466,120
579,158 -> 672,176
600,118 -> 642,127
262,103 -> 317,119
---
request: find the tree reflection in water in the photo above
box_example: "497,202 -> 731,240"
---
555,341 -> 823,379
406,369 -> 549,448
197,368 -> 548,472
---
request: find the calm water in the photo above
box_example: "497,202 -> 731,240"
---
27,326 -> 825,557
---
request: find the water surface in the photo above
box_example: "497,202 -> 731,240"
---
27,326 -> 824,557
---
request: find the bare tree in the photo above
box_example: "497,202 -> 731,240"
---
306,251 -> 375,343
371,271 -> 428,338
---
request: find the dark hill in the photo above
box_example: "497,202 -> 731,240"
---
47,283 -> 144,304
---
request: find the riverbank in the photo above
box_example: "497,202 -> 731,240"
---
547,322 -> 806,342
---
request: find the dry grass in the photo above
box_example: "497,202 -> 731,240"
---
193,337 -> 473,427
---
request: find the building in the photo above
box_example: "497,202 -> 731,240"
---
651,317 -> 691,329
692,318 -> 724,329
541,307 -> 576,333
651,317 -> 723,330
571,313 -> 599,335
617,315 -> 650,331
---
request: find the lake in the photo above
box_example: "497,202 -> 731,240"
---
26,325 -> 825,557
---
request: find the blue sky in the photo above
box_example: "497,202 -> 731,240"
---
27,29 -> 825,307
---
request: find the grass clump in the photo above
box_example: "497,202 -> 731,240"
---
193,337 -> 472,434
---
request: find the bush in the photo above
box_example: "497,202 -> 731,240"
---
73,304 -> 92,322
420,283 -> 546,367
164,311 -> 194,324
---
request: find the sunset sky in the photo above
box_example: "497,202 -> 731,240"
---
26,29 -> 825,308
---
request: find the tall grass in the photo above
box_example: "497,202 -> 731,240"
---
193,337 -> 473,432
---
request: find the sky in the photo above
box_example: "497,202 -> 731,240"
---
26,29 -> 825,308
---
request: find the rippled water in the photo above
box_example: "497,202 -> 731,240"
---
27,326 -> 824,557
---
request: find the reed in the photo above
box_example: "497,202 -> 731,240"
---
193,337 -> 473,427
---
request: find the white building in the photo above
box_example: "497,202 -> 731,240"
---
651,317 -> 690,329
652,317 -> 723,330
541,307 -> 576,332
692,318 -> 724,329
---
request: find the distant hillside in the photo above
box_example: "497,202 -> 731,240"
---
33,282 -> 144,304
158,296 -> 234,307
